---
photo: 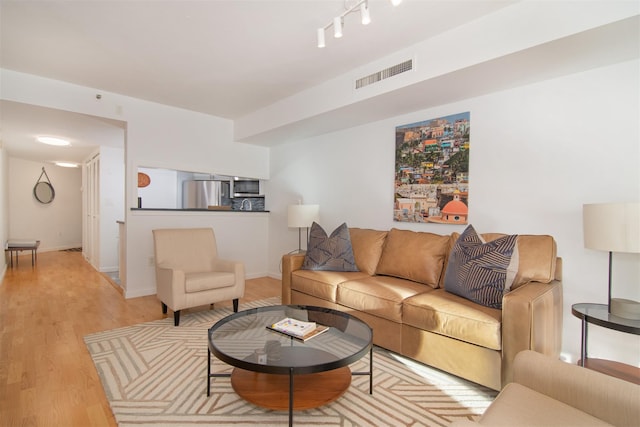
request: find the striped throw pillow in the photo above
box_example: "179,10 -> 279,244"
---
444,225 -> 518,309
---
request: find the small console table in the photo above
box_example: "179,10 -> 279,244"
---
571,303 -> 640,384
5,240 -> 40,268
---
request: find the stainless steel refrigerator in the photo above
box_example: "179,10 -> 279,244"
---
182,180 -> 231,209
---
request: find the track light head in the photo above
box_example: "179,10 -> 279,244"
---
360,3 -> 371,25
333,16 -> 343,38
317,28 -> 326,48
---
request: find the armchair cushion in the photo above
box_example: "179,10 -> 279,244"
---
185,271 -> 237,293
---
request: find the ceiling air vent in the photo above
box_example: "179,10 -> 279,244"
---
355,59 -> 413,89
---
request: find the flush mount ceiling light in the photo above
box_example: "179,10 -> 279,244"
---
54,161 -> 79,168
37,136 -> 71,146
317,0 -> 401,48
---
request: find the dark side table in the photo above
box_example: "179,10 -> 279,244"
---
5,240 -> 40,268
572,303 -> 640,385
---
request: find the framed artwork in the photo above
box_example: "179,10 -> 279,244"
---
394,112 -> 470,224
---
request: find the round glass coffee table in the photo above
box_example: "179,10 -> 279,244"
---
207,305 -> 373,426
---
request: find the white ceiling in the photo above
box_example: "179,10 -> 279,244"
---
0,0 -> 516,164
1,1 -> 637,163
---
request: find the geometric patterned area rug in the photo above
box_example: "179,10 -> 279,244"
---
84,297 -> 497,426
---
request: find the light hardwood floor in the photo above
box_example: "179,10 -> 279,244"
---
0,250 -> 281,426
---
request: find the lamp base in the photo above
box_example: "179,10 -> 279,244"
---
610,298 -> 640,320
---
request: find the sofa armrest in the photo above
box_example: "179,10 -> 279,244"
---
281,252 -> 306,304
501,279 -> 563,386
513,350 -> 640,427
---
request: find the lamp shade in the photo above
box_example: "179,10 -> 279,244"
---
288,204 -> 320,228
583,202 -> 640,253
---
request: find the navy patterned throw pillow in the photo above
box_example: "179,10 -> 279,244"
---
444,225 -> 518,309
301,222 -> 359,272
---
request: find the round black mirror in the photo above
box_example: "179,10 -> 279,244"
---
34,181 -> 55,204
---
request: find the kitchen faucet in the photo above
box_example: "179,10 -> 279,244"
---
240,198 -> 252,211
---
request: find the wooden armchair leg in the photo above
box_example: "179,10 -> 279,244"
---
162,302 -> 168,314
174,310 -> 181,326
233,298 -> 239,312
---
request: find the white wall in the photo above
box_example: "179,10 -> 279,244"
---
98,145 -> 125,272
267,59 -> 640,367
0,146 -> 8,279
8,158 -> 82,251
137,167 -> 178,209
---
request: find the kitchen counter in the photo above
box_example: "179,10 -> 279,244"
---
130,208 -> 269,212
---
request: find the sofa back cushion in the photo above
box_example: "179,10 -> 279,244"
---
452,232 -> 558,289
375,228 -> 450,288
349,228 -> 388,275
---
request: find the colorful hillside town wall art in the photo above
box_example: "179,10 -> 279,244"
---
394,112 -> 470,224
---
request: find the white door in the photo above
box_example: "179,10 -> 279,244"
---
83,153 -> 100,269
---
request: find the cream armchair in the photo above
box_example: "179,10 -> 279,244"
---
152,227 -> 245,326
451,350 -> 640,427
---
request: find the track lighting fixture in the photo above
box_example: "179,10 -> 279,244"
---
316,0 -> 402,48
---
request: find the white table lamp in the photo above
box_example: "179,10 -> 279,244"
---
583,202 -> 640,319
288,204 -> 320,252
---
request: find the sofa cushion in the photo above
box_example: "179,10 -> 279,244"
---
403,289 -> 502,350
479,383 -> 614,426
375,228 -> 450,288
302,222 -> 358,272
349,228 -> 388,275
291,270 -> 370,302
337,276 -> 433,322
459,232 -> 558,289
444,225 -> 518,309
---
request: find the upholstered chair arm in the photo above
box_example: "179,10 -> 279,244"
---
513,350 -> 640,426
156,265 -> 186,307
281,253 -> 306,304
448,421 -> 478,427
500,279 -> 563,387
212,258 -> 243,274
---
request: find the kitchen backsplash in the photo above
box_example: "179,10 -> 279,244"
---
231,197 -> 265,211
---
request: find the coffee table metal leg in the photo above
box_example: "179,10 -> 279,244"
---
207,347 -> 231,397
352,346 -> 374,394
369,346 -> 373,394
289,368 -> 294,427
207,348 -> 211,396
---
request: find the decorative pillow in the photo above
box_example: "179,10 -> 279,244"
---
444,225 -> 518,309
302,222 -> 359,272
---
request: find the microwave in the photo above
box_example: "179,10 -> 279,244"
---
233,178 -> 261,197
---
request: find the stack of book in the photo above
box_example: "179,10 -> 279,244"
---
267,317 -> 329,341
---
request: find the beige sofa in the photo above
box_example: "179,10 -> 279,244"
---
282,227 -> 563,390
451,350 -> 640,427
